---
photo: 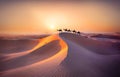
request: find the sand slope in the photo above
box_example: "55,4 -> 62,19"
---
59,33 -> 120,77
0,35 -> 68,77
0,33 -> 120,77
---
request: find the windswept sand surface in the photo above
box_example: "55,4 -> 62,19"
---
0,33 -> 120,77
59,33 -> 120,77
0,35 -> 68,77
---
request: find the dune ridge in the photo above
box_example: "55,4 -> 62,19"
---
1,35 -> 64,61
0,34 -> 68,77
59,33 -> 120,77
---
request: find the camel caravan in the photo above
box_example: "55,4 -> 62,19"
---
57,29 -> 81,35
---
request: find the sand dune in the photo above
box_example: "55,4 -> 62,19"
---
0,39 -> 39,54
60,33 -> 120,55
0,35 -> 68,77
59,33 -> 120,77
0,33 -> 120,77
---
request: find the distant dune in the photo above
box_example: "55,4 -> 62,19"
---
91,34 -> 120,40
0,40 -> 39,54
0,34 -> 49,40
0,33 -> 120,77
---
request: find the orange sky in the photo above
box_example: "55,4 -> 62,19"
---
0,1 -> 119,35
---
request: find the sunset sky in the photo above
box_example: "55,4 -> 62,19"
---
0,0 -> 120,35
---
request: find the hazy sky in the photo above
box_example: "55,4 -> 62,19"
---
0,0 -> 120,34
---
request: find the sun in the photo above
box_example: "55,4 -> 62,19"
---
50,25 -> 55,30
49,24 -> 57,31
43,14 -> 67,31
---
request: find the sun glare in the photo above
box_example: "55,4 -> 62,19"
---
50,25 -> 55,30
42,14 -> 68,32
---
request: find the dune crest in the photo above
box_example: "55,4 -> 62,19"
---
1,35 -> 66,61
59,33 -> 120,77
0,35 -> 68,77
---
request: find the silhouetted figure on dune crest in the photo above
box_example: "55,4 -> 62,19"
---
57,29 -> 62,32
72,30 -> 76,33
57,29 -> 81,35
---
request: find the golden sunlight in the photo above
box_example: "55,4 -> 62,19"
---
50,25 -> 55,30
43,14 -> 68,31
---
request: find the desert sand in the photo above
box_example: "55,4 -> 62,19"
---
0,33 -> 120,77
